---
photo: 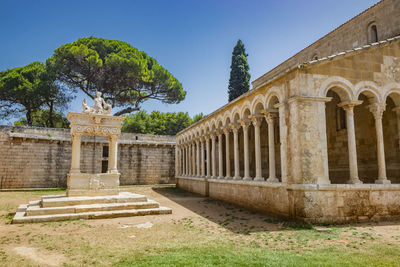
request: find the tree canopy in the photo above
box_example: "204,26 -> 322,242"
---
48,37 -> 186,116
0,62 -> 70,126
14,109 -> 70,128
122,111 -> 204,135
228,40 -> 250,102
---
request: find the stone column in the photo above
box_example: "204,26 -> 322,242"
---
263,111 -> 279,183
211,134 -> 217,178
187,143 -> 192,176
217,131 -> 224,179
175,145 -> 179,176
108,135 -> 119,173
230,123 -> 241,180
393,107 -> 400,151
287,96 -> 331,184
185,145 -> 189,176
239,119 -> 251,181
369,103 -> 390,184
70,134 -> 82,173
206,136 -> 211,178
338,101 -> 362,184
250,115 -> 264,181
223,128 -> 231,179
192,142 -> 195,176
196,140 -> 200,176
201,138 -> 205,177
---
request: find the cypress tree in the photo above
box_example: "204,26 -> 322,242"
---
228,40 -> 250,102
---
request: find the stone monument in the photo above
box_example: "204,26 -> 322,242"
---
13,93 -> 171,223
67,92 -> 124,197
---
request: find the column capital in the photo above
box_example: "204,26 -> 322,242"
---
238,119 -> 251,129
249,114 -> 264,127
368,103 -> 386,120
262,109 -> 278,124
215,129 -> 224,137
222,126 -> 231,135
229,123 -> 240,133
338,100 -> 363,113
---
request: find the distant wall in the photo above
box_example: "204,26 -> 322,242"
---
0,126 -> 175,189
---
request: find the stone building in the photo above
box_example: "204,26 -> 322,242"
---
175,0 -> 400,223
0,126 -> 175,189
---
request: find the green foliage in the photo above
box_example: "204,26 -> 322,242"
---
48,37 -> 186,116
228,40 -> 250,102
13,109 -> 69,128
192,112 -> 204,123
122,111 -> 204,135
0,62 -> 70,126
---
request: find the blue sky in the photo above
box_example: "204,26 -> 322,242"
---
0,0 -> 378,124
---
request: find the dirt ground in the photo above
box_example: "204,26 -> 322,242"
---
1,186 -> 400,266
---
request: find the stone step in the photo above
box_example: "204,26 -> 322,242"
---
26,200 -> 160,216
41,192 -> 147,208
13,206 -> 172,224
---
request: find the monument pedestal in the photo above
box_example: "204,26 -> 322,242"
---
67,173 -> 120,197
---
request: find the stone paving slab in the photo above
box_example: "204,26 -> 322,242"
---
26,200 -> 160,216
13,205 -> 172,224
41,192 -> 147,208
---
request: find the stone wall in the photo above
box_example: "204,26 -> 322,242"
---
0,126 -> 175,189
177,177 -> 400,223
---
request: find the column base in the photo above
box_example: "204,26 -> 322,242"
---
224,176 -> 231,180
375,179 -> 391,184
243,177 -> 252,181
347,178 -> 363,184
218,176 -> 224,179
233,176 -> 242,180
266,177 -> 279,183
254,177 -> 264,181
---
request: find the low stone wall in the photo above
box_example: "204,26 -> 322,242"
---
290,184 -> 400,223
176,177 -> 400,223
0,126 -> 175,189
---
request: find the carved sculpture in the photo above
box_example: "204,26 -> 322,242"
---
82,92 -> 112,115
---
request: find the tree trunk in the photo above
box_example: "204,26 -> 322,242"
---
49,101 -> 54,128
26,110 -> 32,126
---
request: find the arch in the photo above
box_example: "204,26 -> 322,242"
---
210,118 -> 217,131
251,94 -> 266,114
355,81 -> 382,103
319,76 -> 354,101
383,83 -> 400,106
222,110 -> 232,126
240,101 -> 252,119
266,92 -> 283,109
266,86 -> 284,106
231,107 -> 240,122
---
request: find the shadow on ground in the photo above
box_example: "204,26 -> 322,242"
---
152,185 -> 400,234
152,186 -> 312,234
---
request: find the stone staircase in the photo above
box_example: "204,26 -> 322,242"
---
12,192 -> 172,223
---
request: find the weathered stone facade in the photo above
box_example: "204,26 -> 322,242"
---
176,0 -> 400,223
0,126 -> 175,189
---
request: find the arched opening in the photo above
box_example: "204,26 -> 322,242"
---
232,112 -> 241,178
241,108 -> 252,179
266,95 -> 281,182
384,93 -> 400,183
355,91 -> 379,183
224,117 -> 232,178
368,23 -> 378,43
325,89 -> 350,183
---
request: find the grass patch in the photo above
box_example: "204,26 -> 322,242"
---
114,243 -> 400,267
